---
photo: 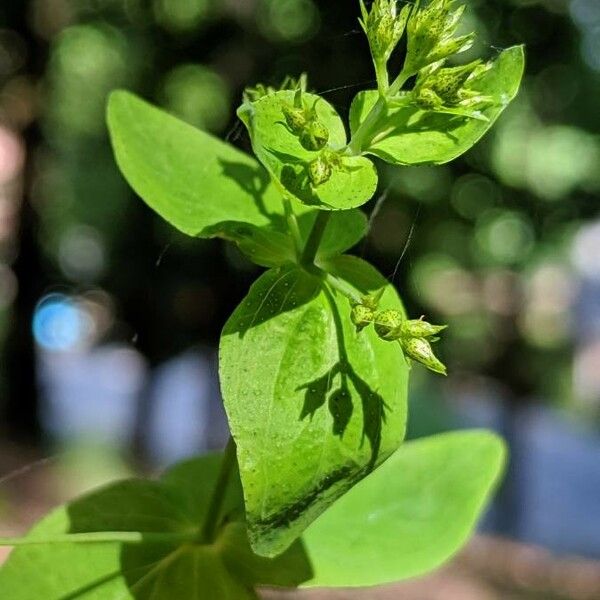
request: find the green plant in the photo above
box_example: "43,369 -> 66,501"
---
0,1 -> 524,597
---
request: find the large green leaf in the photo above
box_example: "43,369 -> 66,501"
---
302,430 -> 507,587
0,455 -> 312,599
238,90 -> 378,210
107,91 -> 368,266
349,46 -> 525,165
108,90 -> 284,236
219,256 -> 409,557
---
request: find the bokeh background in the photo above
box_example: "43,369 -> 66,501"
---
1,0 -> 599,598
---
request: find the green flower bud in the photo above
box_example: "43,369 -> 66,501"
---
429,61 -> 481,103
244,73 -> 307,103
401,336 -> 447,375
415,87 -> 443,110
308,154 -> 333,187
360,0 -> 411,63
361,288 -> 385,311
405,0 -> 474,74
299,120 -> 329,151
374,309 -> 403,341
413,59 -> 493,118
282,104 -> 307,134
401,318 -> 447,339
351,304 -> 374,333
427,33 -> 475,66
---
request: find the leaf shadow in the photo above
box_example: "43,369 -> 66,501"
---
223,265 -> 321,338
378,107 -> 469,145
217,157 -> 286,230
297,288 -> 388,471
58,462 -> 313,598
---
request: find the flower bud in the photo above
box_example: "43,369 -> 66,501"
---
430,61 -> 480,103
299,120 -> 329,151
244,73 -> 307,103
401,318 -> 447,339
360,0 -> 411,64
427,33 -> 475,65
405,0 -> 473,74
282,104 -> 307,134
351,304 -> 374,333
401,337 -> 447,375
415,87 -> 443,110
374,309 -> 403,341
308,154 -> 333,187
361,288 -> 385,311
413,59 -> 492,117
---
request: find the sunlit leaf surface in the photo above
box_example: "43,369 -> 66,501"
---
219,256 -> 409,556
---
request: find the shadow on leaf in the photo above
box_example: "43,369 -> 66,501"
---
55,457 -> 313,598
223,265 -> 321,337
298,287 -> 388,470
217,158 -> 285,228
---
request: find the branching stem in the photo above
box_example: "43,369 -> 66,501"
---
347,67 -> 413,155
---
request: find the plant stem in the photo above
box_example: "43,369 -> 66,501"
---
0,532 -> 197,547
324,272 -> 362,304
347,96 -> 387,155
346,67 -> 413,155
282,195 -> 303,260
199,436 -> 236,543
375,59 -> 389,97
388,67 -> 413,96
301,211 -> 331,267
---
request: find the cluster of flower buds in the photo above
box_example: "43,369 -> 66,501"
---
281,90 -> 330,152
350,291 -> 448,375
413,60 -> 492,119
244,74 -> 307,103
359,0 -> 411,65
404,0 -> 475,75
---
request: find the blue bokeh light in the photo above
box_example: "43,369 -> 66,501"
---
33,294 -> 87,351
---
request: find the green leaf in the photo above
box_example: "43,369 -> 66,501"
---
0,455 -> 312,599
108,90 -> 283,236
350,46 -> 525,165
219,256 -> 409,557
302,430 -> 507,587
238,90 -> 378,210
107,91 -> 368,267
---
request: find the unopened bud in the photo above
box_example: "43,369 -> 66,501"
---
402,318 -> 447,339
374,309 -> 403,341
430,61 -> 481,104
300,120 -> 329,151
360,0 -> 411,63
351,304 -> 374,333
308,154 -> 333,187
415,87 -> 443,110
401,337 -> 447,375
405,0 -> 473,74
282,104 -> 307,134
362,288 -> 385,311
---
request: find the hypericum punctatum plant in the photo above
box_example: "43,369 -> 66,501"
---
0,1 -> 524,598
